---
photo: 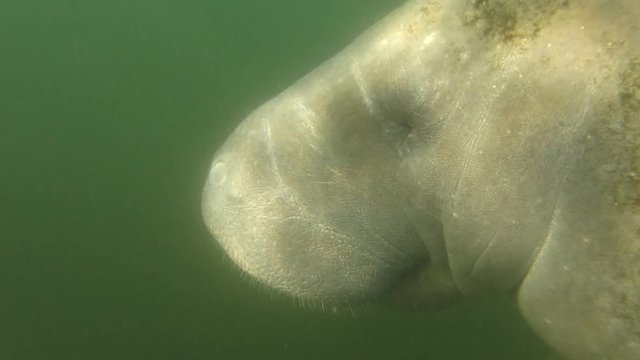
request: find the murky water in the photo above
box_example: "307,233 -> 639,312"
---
1,1 -> 549,358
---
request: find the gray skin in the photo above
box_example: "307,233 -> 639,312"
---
202,0 -> 640,359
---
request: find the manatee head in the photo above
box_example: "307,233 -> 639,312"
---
202,1 -> 640,357
203,0 -> 639,302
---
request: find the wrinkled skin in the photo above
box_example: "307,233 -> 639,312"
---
202,0 -> 640,359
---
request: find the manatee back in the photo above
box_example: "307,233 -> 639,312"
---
517,1 -> 640,358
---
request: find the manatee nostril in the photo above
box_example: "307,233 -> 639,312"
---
202,160 -> 228,227
209,161 -> 227,187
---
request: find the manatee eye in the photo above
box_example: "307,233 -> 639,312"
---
384,113 -> 413,140
379,97 -> 440,157
375,93 -> 416,156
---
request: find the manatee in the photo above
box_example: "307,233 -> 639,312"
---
202,0 -> 640,359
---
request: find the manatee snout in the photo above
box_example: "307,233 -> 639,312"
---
203,98 -> 446,303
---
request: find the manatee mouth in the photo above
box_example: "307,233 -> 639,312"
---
384,257 -> 462,310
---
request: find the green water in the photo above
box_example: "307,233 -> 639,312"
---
1,1 -> 550,359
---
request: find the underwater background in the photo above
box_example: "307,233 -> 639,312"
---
2,0 -> 551,358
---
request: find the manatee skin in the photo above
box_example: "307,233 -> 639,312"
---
202,0 -> 640,359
